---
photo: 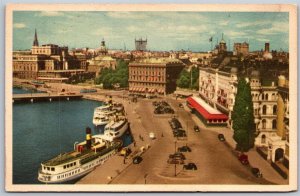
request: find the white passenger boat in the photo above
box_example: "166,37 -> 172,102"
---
37,127 -> 122,184
99,117 -> 129,142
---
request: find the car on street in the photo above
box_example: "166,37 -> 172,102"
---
251,167 -> 263,178
178,146 -> 191,152
133,156 -> 143,164
174,130 -> 187,137
170,120 -> 182,130
178,103 -> 184,108
169,152 -> 186,160
167,158 -> 184,164
218,134 -> 225,141
183,163 -> 197,170
194,125 -> 200,132
238,154 -> 249,165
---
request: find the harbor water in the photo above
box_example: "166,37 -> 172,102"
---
13,89 -> 132,184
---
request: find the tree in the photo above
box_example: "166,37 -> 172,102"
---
232,78 -> 255,152
94,59 -> 129,89
176,67 -> 199,90
176,69 -> 190,88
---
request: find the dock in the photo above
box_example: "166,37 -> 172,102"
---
13,93 -> 83,103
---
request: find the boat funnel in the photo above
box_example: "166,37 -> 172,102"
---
86,127 -> 92,150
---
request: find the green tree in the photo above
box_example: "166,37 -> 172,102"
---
232,78 -> 255,152
176,69 -> 190,88
94,59 -> 129,89
190,66 -> 199,90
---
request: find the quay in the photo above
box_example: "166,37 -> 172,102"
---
13,93 -> 83,103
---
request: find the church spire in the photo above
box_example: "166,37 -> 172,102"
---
33,29 -> 39,46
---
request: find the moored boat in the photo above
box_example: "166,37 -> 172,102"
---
37,127 -> 121,184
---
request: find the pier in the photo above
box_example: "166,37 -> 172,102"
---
13,93 -> 83,103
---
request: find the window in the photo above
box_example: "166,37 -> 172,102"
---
261,135 -> 266,144
51,167 -> 55,171
265,93 -> 269,101
262,119 -> 267,129
262,105 -> 267,115
273,105 -> 277,115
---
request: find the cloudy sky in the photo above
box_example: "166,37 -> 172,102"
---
13,11 -> 289,52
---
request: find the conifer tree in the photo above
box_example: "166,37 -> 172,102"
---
232,78 -> 255,152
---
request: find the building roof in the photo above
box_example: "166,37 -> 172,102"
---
187,96 -> 228,120
132,57 -> 182,64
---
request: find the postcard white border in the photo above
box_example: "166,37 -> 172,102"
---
5,3 -> 298,192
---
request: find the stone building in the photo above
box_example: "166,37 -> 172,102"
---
135,38 -> 147,51
13,29 -> 86,81
128,58 -> 184,95
233,42 -> 249,56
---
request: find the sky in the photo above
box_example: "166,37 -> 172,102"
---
13,11 -> 289,52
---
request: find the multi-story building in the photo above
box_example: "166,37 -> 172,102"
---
135,38 -> 147,51
233,42 -> 249,56
13,29 -> 87,81
128,58 -> 184,95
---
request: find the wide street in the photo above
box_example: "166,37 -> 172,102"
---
108,95 -> 273,185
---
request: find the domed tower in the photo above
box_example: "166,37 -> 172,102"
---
99,38 -> 108,55
219,33 -> 227,53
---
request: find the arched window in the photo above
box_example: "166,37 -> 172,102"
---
261,134 -> 266,144
261,93 -> 264,100
265,93 -> 269,101
273,105 -> 277,115
272,119 -> 277,129
262,105 -> 267,115
262,119 -> 267,129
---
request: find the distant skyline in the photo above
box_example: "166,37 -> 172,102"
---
13,11 -> 289,52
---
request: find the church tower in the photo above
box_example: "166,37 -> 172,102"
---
33,29 -> 39,46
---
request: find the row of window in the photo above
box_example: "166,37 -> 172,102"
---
63,161 -> 77,170
57,169 -> 80,180
129,76 -> 165,82
130,82 -> 164,88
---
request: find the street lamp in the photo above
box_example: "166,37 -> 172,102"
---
174,140 -> 177,177
144,173 -> 148,184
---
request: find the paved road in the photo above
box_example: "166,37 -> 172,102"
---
110,98 -> 273,184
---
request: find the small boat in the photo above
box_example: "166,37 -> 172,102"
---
37,127 -> 121,184
80,88 -> 97,93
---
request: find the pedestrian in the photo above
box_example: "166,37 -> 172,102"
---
161,133 -> 164,137
133,141 -> 136,147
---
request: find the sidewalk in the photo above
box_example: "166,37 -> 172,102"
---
182,104 -> 289,185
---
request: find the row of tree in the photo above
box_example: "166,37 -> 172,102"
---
94,59 -> 129,89
176,66 -> 199,90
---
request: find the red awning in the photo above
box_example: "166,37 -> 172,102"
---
187,97 -> 228,121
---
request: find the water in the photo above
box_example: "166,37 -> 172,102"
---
13,92 -> 133,184
13,87 -> 45,94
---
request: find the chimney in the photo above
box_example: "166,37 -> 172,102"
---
85,127 -> 92,150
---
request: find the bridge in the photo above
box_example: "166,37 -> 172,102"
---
13,93 -> 83,103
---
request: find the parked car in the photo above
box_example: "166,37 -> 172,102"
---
174,130 -> 187,137
133,156 -> 143,164
178,146 -> 192,152
218,134 -> 225,141
167,158 -> 184,164
179,103 -> 184,108
169,152 -> 186,160
183,163 -> 197,170
251,167 -> 263,178
238,154 -> 249,165
194,125 -> 200,132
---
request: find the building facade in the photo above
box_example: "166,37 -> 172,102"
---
233,42 -> 249,56
128,58 -> 184,95
135,38 -> 147,51
13,29 -> 87,81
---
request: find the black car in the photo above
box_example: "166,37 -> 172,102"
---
133,156 -> 143,164
183,163 -> 197,170
178,146 -> 192,152
174,130 -> 187,137
169,152 -> 186,160
251,167 -> 263,178
218,134 -> 225,141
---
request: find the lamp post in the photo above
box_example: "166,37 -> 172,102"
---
144,174 -> 148,184
174,140 -> 177,177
